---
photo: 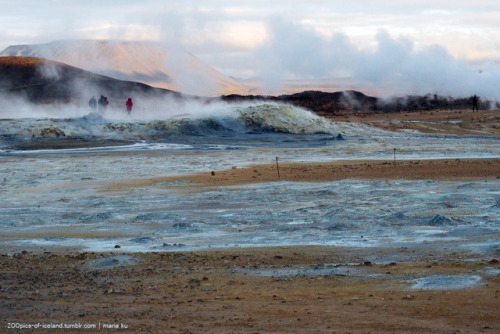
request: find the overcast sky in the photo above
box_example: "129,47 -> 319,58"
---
1,1 -> 500,97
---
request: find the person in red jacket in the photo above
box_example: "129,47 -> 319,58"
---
125,98 -> 133,114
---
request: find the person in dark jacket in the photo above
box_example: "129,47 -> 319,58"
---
98,95 -> 105,112
89,96 -> 97,110
472,94 -> 479,112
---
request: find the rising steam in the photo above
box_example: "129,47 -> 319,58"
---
256,17 -> 500,100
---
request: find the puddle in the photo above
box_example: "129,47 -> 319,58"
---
86,255 -> 137,269
412,274 -> 482,290
483,267 -> 500,276
233,263 -> 372,278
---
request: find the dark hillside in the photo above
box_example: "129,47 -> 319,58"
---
0,56 -> 180,103
220,90 -> 378,115
221,90 -> 495,115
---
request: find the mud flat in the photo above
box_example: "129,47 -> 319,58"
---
1,159 -> 499,333
1,246 -> 499,333
1,107 -> 499,332
2,158 -> 499,254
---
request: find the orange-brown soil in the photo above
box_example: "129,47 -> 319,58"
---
102,158 -> 500,191
1,247 -> 498,333
327,108 -> 500,136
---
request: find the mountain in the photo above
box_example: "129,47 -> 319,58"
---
0,56 -> 180,103
0,40 -> 248,97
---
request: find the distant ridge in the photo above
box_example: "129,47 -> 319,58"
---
221,90 -> 493,114
0,40 -> 248,96
221,90 -> 379,114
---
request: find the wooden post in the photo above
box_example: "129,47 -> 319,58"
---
276,157 -> 280,179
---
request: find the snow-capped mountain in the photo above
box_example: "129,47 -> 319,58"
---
0,40 -> 248,97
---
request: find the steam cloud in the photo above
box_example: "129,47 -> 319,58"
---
0,81 -> 246,121
256,17 -> 500,100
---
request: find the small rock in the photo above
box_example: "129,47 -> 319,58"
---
188,278 -> 201,286
489,259 -> 499,264
402,295 -> 415,300
211,171 -> 215,176
427,214 -> 458,226
114,245 -> 121,248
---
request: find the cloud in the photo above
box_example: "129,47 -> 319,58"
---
255,17 -> 500,99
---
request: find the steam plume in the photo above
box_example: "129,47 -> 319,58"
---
256,17 -> 500,100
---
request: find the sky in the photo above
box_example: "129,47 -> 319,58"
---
1,0 -> 500,98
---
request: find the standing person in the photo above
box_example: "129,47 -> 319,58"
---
103,96 -> 109,110
98,95 -> 105,113
472,95 -> 479,112
125,98 -> 133,115
88,96 -> 97,110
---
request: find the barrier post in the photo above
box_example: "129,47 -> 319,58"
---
276,157 -> 280,179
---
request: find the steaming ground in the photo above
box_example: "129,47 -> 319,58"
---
0,100 -> 365,151
0,101 -> 499,255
